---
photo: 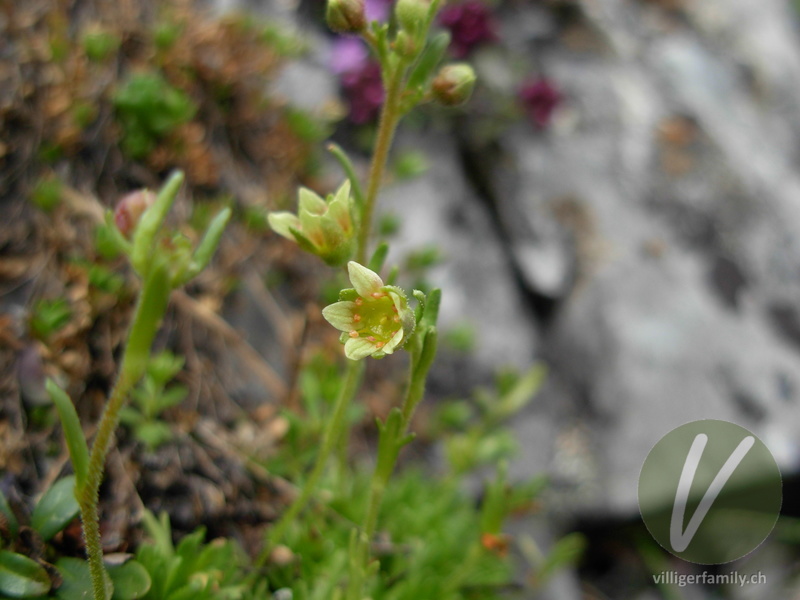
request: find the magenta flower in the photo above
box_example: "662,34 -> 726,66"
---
518,78 -> 562,129
329,37 -> 384,124
438,1 -> 497,58
330,37 -> 370,75
341,62 -> 385,124
365,0 -> 393,21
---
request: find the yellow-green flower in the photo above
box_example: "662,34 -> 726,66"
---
323,262 -> 416,360
268,181 -> 356,266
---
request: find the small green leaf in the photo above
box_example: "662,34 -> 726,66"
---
535,533 -> 587,585
46,381 -> 89,490
134,422 -> 173,450
0,550 -> 51,597
0,491 -> 19,540
31,476 -> 80,541
406,31 -> 451,92
493,365 -> 545,421
57,557 -> 113,600
108,560 -> 151,599
367,242 -> 389,274
182,206 -> 231,283
327,144 -> 365,210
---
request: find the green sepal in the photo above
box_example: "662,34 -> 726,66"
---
131,171 -> 184,277
102,210 -> 133,256
0,550 -> 51,597
412,289 -> 426,325
31,476 -> 80,541
46,380 -> 89,490
338,288 -> 359,302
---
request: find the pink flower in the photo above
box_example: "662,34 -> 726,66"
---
365,0 -> 393,21
341,62 -> 384,124
518,78 -> 562,128
330,37 -> 370,75
329,37 -> 384,123
438,1 -> 497,58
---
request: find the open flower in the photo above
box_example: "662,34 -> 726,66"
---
323,262 -> 416,360
268,181 -> 357,266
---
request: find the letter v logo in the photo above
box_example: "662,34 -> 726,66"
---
669,434 -> 754,552
639,420 -> 782,564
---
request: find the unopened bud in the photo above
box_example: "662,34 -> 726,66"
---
431,63 -> 476,106
393,30 -> 417,57
114,189 -> 154,238
395,0 -> 430,33
326,0 -> 366,33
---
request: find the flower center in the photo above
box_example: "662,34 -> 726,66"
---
352,295 -> 400,342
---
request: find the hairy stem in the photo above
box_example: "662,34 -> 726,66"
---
78,265 -> 171,600
356,67 -> 404,264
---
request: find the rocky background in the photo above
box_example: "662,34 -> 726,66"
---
5,0 -> 800,597
254,0 -> 800,597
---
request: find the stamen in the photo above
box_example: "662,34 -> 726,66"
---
367,336 -> 376,342
371,292 -> 384,299
349,331 -> 359,338
355,298 -> 363,306
353,314 -> 362,322
375,341 -> 384,349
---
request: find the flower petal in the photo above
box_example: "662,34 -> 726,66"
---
345,337 -> 378,360
348,261 -> 384,297
298,187 -> 328,215
322,301 -> 358,331
268,212 -> 301,240
381,328 -> 405,355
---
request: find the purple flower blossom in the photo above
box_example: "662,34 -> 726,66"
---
365,0 -> 393,21
518,78 -> 562,128
341,62 -> 384,124
330,37 -> 370,75
329,37 -> 384,123
438,0 -> 497,58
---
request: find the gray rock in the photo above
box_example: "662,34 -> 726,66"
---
490,0 -> 800,517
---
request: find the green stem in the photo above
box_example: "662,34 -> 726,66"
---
78,265 -> 171,600
257,359 -> 363,565
356,66 -> 405,264
346,349 -> 430,600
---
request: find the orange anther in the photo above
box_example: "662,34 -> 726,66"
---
349,331 -> 359,338
353,314 -> 362,322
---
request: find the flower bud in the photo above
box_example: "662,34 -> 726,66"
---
431,63 -> 476,106
393,30 -> 417,57
395,0 -> 430,33
268,181 -> 357,266
114,189 -> 154,238
326,0 -> 367,33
